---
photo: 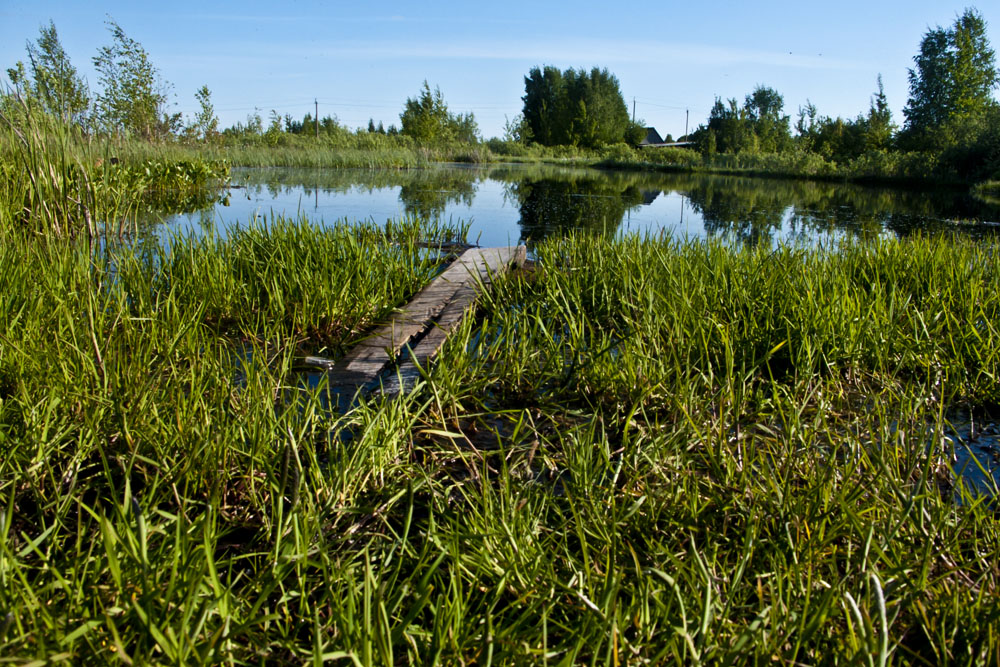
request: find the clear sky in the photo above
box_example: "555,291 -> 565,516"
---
2,1 -> 997,139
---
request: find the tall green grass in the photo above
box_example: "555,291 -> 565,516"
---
0,216 -> 461,662
0,104 -> 227,237
420,233 -> 1000,663
447,234 -> 1000,408
3,224 -> 999,662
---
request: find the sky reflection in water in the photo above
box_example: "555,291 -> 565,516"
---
156,164 -> 1000,248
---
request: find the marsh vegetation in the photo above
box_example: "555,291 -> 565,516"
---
3,217 -> 1000,661
2,7 -> 1000,664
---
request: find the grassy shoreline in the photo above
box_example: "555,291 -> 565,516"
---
198,139 -> 995,196
3,116 -> 994,237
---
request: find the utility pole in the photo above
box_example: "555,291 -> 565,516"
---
315,98 -> 319,138
632,97 -> 636,124
684,109 -> 689,140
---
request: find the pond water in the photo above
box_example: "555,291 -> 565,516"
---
153,163 -> 1000,246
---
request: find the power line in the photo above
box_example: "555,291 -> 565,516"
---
634,98 -> 712,113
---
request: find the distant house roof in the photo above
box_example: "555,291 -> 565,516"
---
639,127 -> 664,146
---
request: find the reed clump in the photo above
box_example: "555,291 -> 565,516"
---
1,106 -> 228,237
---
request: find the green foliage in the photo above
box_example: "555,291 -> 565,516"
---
93,19 -> 176,139
903,7 -> 999,142
896,8 -> 999,179
23,21 -> 90,125
695,86 -> 791,156
399,81 -> 479,144
502,112 -> 531,144
0,106 -> 228,237
702,128 -> 717,157
864,75 -> 896,151
793,83 -> 896,164
6,220 -> 1000,661
935,103 -> 1000,180
702,98 -> 751,153
795,107 -> 866,162
743,84 -> 791,152
521,65 -> 564,146
188,85 -> 218,141
521,66 -> 632,148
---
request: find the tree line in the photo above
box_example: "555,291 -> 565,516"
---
3,9 -> 998,182
689,8 -> 998,181
1,19 -> 483,145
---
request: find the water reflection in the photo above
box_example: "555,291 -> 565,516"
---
152,164 -> 1000,246
398,172 -> 476,221
510,175 -> 643,241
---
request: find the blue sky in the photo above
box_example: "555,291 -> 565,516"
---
2,1 -> 997,139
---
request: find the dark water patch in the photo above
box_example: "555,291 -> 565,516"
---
946,409 -> 1000,499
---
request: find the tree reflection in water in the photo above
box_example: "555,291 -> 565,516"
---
149,164 -> 1000,245
508,176 -> 643,242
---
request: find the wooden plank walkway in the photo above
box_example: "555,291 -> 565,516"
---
302,246 -> 526,403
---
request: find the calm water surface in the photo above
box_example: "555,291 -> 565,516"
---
155,163 -> 1000,246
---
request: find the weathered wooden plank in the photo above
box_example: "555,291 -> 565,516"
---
323,245 -> 526,399
381,245 -> 527,395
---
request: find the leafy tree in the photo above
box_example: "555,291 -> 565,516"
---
744,85 -> 783,121
950,9 -> 998,118
503,113 -> 531,143
522,66 -> 567,145
400,81 -> 479,143
795,100 -> 819,150
743,85 -> 791,152
566,67 -> 632,148
521,66 -> 634,148
190,85 -> 218,140
320,114 -> 345,136
246,109 -> 263,135
701,128 -> 717,157
693,86 -> 791,155
24,21 -> 90,124
702,97 -> 751,153
93,18 -> 173,139
792,78 -> 894,161
401,82 -> 449,141
451,113 -> 479,143
903,8 -> 999,140
264,109 -> 283,145
864,75 -> 895,150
